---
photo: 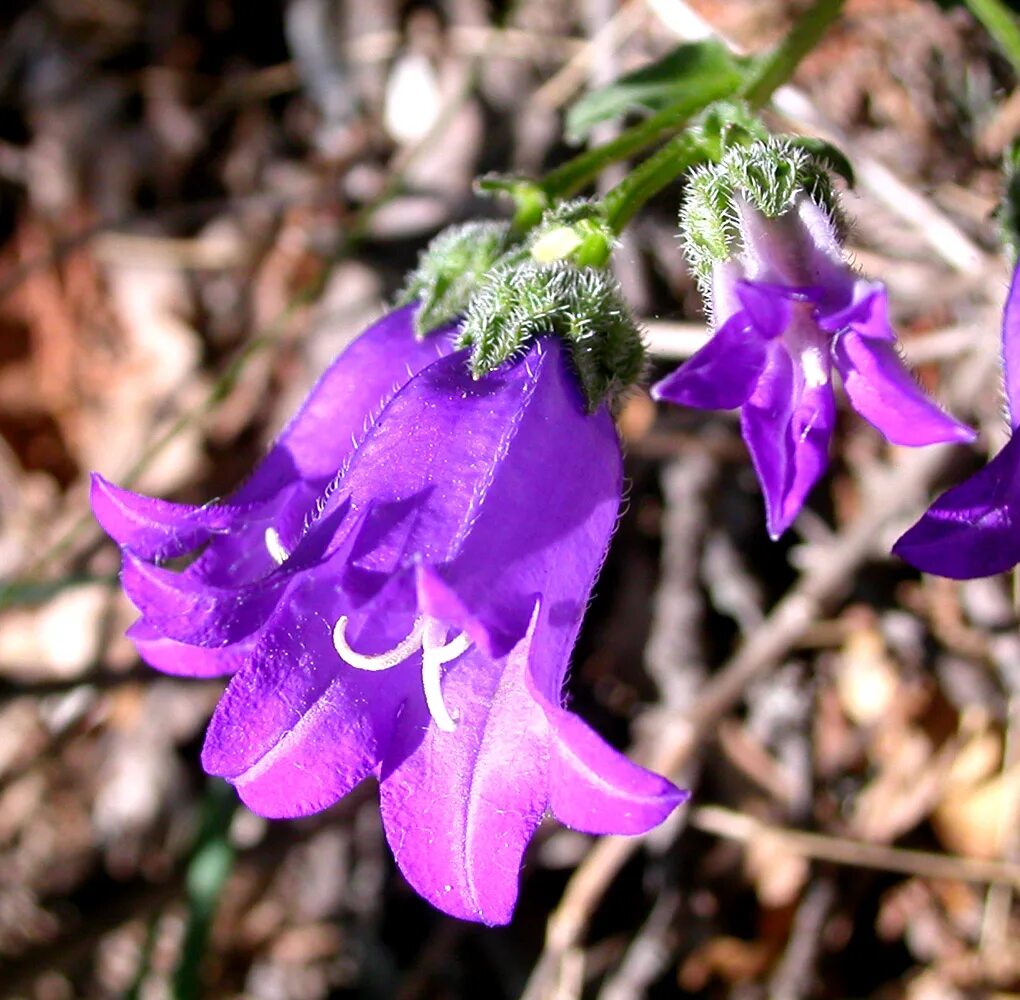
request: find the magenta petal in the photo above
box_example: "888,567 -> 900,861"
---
90,474 -> 243,561
893,433 -> 1020,579
379,636 -> 549,926
652,312 -> 769,410
833,330 -> 974,446
1000,264 -> 1020,429
547,709 -> 688,835
127,619 -> 251,677
741,342 -> 835,538
416,564 -> 511,659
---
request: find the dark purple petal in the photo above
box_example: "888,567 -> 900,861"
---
435,339 -> 622,669
127,619 -> 252,677
893,433 -> 1020,579
741,341 -> 836,539
736,281 -> 793,340
652,312 -> 769,411
1000,264 -> 1020,429
96,305 -> 453,577
833,330 -> 974,446
233,305 -> 457,504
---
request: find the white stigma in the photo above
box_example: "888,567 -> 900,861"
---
264,527 -> 290,566
333,615 -> 425,671
801,345 -> 829,389
332,614 -> 472,731
422,621 -> 470,733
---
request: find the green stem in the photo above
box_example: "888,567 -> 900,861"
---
602,132 -> 713,235
740,0 -> 846,109
540,88 -> 733,203
962,0 -> 1020,78
173,780 -> 236,1000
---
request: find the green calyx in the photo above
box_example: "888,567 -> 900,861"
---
458,259 -> 645,411
397,221 -> 513,336
680,137 -> 842,285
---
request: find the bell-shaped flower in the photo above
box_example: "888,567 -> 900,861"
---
92,306 -> 456,677
894,265 -> 1020,578
652,146 -> 973,538
92,326 -> 685,924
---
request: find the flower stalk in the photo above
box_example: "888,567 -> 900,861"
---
740,0 -> 846,109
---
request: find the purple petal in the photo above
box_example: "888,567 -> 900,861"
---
817,280 -> 895,342
120,553 -> 288,647
833,330 -> 974,446
127,619 -> 252,677
652,312 -> 770,410
204,588 -> 405,817
1000,264 -> 1020,429
90,474 -> 244,561
434,339 -> 623,673
233,305 -> 457,504
186,335 -> 678,928
94,306 -> 454,570
893,433 -> 1020,579
741,341 -> 836,539
547,709 -> 687,834
379,631 -> 549,926
736,281 -> 793,340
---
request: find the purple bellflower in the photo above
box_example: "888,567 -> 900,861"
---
652,143 -> 973,538
894,264 -> 1020,578
92,307 -> 685,925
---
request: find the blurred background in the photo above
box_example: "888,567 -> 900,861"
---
1,1 -> 1019,997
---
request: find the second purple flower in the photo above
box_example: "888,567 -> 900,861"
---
653,142 -> 974,538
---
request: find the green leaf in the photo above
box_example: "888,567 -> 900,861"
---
565,40 -> 749,144
787,136 -> 855,188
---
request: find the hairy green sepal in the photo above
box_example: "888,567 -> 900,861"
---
680,138 -> 842,285
458,260 -> 645,411
398,221 -> 513,336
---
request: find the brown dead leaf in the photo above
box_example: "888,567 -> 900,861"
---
836,618 -> 901,727
745,829 -> 809,908
932,764 -> 1020,861
678,935 -> 774,991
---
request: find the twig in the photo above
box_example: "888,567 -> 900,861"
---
529,0 -> 646,111
643,453 -> 714,707
767,876 -> 837,1000
596,888 -> 682,1000
690,806 -> 1020,890
980,618 -> 1020,962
